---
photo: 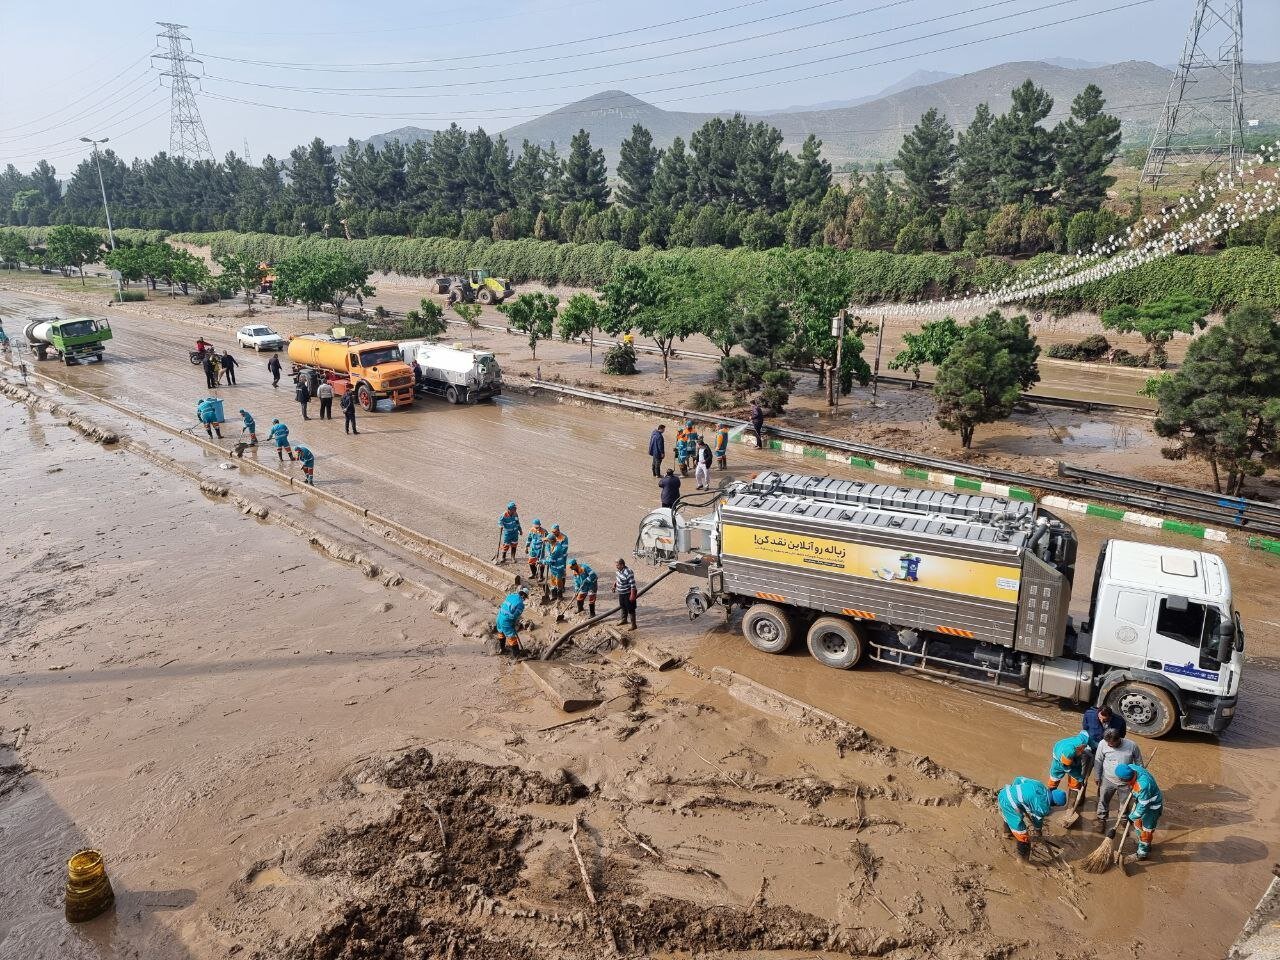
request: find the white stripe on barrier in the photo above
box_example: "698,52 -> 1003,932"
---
1122,512 -> 1164,528
1205,529 -> 1231,543
873,462 -> 903,475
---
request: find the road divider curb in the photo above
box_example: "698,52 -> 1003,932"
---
1040,495 -> 1230,543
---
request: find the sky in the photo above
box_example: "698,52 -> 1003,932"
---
1,0 -> 1276,172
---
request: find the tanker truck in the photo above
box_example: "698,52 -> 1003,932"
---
397,340 -> 502,404
23,316 -> 112,364
635,470 -> 1243,738
287,335 -> 415,411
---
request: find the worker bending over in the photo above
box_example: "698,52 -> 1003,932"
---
238,408 -> 257,446
498,502 -> 522,564
196,398 -> 223,439
1113,763 -> 1163,860
998,776 -> 1067,860
295,444 -> 315,485
525,519 -> 548,581
494,586 -> 530,657
544,524 -> 569,600
1047,731 -> 1092,794
569,559 -> 597,617
269,419 -> 294,462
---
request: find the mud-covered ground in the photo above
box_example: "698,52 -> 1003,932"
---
2,282 -> 1279,958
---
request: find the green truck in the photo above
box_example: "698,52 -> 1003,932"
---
23,317 -> 112,364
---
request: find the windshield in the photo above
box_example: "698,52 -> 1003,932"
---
60,319 -> 99,337
358,347 -> 403,366
247,326 -> 273,336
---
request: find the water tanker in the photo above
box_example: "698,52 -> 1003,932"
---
23,316 -> 112,364
287,335 -> 414,411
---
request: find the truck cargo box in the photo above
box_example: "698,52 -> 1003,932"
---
717,489 -> 1072,657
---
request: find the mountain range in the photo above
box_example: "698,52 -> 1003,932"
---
346,59 -> 1280,168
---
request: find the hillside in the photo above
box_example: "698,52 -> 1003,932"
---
348,60 -> 1280,167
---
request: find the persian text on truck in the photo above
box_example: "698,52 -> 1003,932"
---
635,471 -> 1243,738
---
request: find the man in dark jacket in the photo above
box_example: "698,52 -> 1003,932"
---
220,350 -> 238,385
658,468 -> 681,508
295,378 -> 311,420
1082,704 -> 1125,750
750,400 -> 765,448
647,424 -> 666,476
267,354 -> 282,388
341,390 -> 359,434
202,354 -> 217,389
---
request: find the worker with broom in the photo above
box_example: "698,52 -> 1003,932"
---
1112,763 -> 1164,860
997,776 -> 1068,860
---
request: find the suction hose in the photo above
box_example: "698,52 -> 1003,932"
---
540,567 -> 678,660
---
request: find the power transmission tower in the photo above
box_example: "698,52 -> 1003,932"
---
1142,0 -> 1245,185
153,22 -> 214,163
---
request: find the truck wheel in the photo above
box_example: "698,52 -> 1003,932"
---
742,603 -> 793,654
36,345 -> 48,361
357,383 -> 375,412
477,287 -> 495,305
1106,682 -> 1176,738
807,617 -> 866,670
445,385 -> 461,404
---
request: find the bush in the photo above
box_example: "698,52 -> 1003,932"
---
689,388 -> 724,411
759,370 -> 794,414
191,289 -> 220,305
117,290 -> 146,302
602,341 -> 638,375
1046,334 -> 1111,361
1111,348 -> 1148,367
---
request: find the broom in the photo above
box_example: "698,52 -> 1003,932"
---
1081,747 -> 1157,874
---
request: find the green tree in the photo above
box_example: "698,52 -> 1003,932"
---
0,230 -> 31,268
557,292 -> 603,366
499,291 -> 558,358
274,251 -> 374,320
896,108 -> 957,214
968,310 -> 1041,390
600,259 -> 696,379
44,225 -> 102,285
651,136 -> 691,208
933,323 -> 1024,448
790,134 -> 832,206
993,80 -> 1055,205
889,316 -> 963,386
1264,218 -> 1280,254
953,103 -> 997,214
169,248 -> 211,295
559,129 -> 609,209
1152,306 -> 1280,494
1053,84 -> 1121,214
288,137 -> 338,208
1101,293 -> 1210,367
215,252 -> 267,310
452,301 -> 483,345
405,297 -> 447,338
616,124 -> 659,209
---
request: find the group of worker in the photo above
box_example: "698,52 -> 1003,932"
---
195,338 -> 239,389
650,420 -> 731,494
193,399 -> 315,484
493,500 -> 639,657
998,705 -> 1163,862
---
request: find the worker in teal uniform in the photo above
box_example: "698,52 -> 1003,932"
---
998,776 -> 1067,859
1113,763 -> 1164,860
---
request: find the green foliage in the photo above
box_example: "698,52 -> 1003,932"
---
1152,306 -> 1280,495
967,310 -> 1040,390
499,291 -> 559,357
933,314 -> 1032,448
44,225 -> 102,284
1053,85 -> 1121,214
616,125 -> 659,209
600,259 -> 699,378
1101,292 -> 1210,366
560,130 -> 609,210
1045,334 -> 1111,362
0,230 -> 31,266
992,80 -> 1056,206
215,252 -> 266,308
689,388 -> 724,412
1266,218 -> 1280,255
601,340 -> 638,375
897,108 -> 956,213
405,297 -> 447,338
274,251 -> 374,319
888,316 -> 962,383
452,301 -> 483,345
557,292 -> 603,365
117,289 -> 146,302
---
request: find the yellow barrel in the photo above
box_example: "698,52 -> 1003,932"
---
65,849 -> 114,922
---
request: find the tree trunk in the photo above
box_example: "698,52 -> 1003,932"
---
1208,457 -> 1222,494
826,364 -> 835,407
588,329 -> 594,367
961,424 -> 974,448
660,341 -> 670,379
79,265 -> 85,287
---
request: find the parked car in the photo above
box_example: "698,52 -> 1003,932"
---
237,324 -> 287,351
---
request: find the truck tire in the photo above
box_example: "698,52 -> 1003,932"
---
445,385 -> 461,404
357,383 -> 376,412
742,603 -> 793,654
36,344 -> 48,361
477,287 -> 495,305
1106,682 -> 1176,738
807,617 -> 866,670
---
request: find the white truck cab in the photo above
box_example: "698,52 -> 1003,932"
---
1081,540 -> 1241,735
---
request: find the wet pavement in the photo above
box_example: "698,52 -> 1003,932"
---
3,288 -> 1280,957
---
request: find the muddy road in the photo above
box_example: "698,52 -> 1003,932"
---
2,287 -> 1279,958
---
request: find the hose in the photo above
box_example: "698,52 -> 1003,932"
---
540,567 -> 678,661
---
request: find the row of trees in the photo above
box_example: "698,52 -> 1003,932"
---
2,79 -> 1180,260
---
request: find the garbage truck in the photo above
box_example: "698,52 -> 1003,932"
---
287,335 -> 414,411
23,316 -> 112,364
634,470 -> 1243,737
398,340 -> 502,404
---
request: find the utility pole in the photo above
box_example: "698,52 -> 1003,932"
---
831,310 -> 846,411
153,22 -> 213,162
1142,0 -> 1246,185
78,138 -> 116,251
870,316 -> 885,408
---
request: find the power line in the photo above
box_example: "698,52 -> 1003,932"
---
0,104 -> 172,167
0,74 -> 161,148
0,88 -> 168,162
0,55 -> 154,135
198,0 -> 1151,120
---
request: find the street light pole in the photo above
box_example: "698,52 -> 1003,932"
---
79,137 -> 116,251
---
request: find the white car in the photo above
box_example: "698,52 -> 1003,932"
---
236,324 -> 286,352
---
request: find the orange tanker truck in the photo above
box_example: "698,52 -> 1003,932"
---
287,335 -> 415,411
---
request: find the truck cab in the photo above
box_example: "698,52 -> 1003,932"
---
1082,540 -> 1241,736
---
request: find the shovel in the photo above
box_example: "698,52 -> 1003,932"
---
1061,779 -> 1089,829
